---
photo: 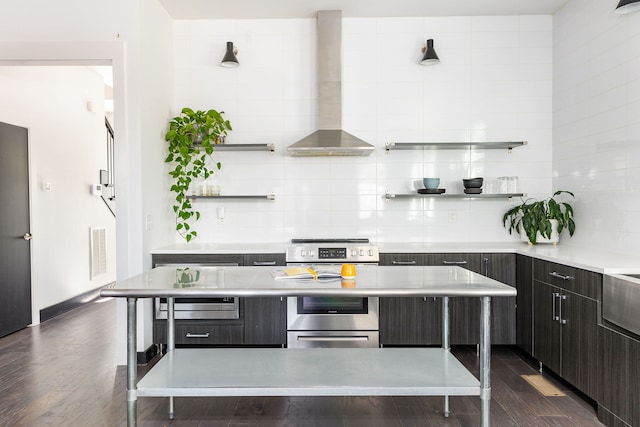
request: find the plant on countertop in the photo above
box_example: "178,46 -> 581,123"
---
502,190 -> 576,245
165,107 -> 232,242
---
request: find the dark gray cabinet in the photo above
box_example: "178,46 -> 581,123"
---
379,253 -> 440,345
379,252 -> 515,346
380,296 -> 442,345
532,259 -> 600,399
243,254 -> 287,346
597,326 -> 640,427
516,254 -> 533,354
152,253 -> 243,266
151,252 -> 287,347
154,319 -> 244,346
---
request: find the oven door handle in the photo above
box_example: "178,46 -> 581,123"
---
296,335 -> 370,342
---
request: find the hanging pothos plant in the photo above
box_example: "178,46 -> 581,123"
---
165,108 -> 232,242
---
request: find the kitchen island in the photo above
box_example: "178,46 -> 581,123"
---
103,265 -> 516,427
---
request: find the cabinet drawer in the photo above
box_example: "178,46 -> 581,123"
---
379,253 -> 425,266
424,253 -> 482,273
152,253 -> 243,267
154,321 -> 244,345
243,253 -> 286,267
533,259 -> 601,300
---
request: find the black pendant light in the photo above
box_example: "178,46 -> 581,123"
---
420,39 -> 440,66
220,41 -> 239,68
616,0 -> 640,14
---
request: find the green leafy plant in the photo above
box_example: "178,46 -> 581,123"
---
165,108 -> 232,242
502,190 -> 576,245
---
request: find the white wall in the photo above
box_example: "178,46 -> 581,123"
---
0,0 -> 175,363
0,66 -> 117,314
554,0 -> 640,253
170,16 -> 553,244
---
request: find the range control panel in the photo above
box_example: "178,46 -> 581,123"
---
286,245 -> 379,264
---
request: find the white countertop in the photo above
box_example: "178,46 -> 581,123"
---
151,242 -> 640,275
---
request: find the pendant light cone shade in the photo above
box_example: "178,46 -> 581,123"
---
420,39 -> 440,66
616,0 -> 640,13
220,41 -> 239,68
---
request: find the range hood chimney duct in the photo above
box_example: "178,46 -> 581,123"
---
287,10 -> 375,157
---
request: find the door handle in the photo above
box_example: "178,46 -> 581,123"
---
559,294 -> 567,325
552,292 -> 560,321
22,233 -> 32,241
297,336 -> 370,342
186,332 -> 210,338
550,271 -> 572,281
392,260 -> 416,265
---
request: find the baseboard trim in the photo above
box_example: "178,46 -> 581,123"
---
137,344 -> 159,365
40,284 -> 112,323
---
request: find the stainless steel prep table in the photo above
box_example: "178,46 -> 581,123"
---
101,265 -> 517,427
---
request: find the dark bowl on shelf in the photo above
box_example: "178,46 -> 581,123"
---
463,178 -> 483,188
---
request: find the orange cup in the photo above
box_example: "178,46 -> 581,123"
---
341,263 -> 356,278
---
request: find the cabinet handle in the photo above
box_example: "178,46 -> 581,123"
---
552,292 -> 560,321
186,332 -> 210,338
559,294 -> 567,325
297,336 -> 369,342
550,271 -> 572,281
483,258 -> 489,276
392,260 -> 416,265
253,261 -> 277,266
443,260 -> 467,265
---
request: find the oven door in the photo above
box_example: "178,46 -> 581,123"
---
287,296 -> 379,331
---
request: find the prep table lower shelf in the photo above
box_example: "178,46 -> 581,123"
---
137,347 -> 480,397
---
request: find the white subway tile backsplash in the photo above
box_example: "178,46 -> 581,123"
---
170,15 -> 557,245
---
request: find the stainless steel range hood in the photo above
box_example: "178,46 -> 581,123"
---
287,10 -> 374,157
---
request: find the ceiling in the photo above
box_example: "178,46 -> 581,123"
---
159,0 -> 571,20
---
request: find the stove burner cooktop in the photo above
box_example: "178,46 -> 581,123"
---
291,238 -> 369,244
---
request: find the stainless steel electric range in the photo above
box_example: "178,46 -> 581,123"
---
285,238 -> 380,349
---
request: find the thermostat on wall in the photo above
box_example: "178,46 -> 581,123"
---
91,184 -> 103,196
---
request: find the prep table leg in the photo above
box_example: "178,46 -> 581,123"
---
442,296 -> 450,418
167,297 -> 175,420
480,296 -> 491,427
127,297 -> 138,427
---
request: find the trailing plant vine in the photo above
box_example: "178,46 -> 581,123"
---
164,108 -> 232,242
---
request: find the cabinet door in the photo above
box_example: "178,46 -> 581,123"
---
244,297 -> 287,346
560,291 -> 599,399
380,297 -> 442,346
243,255 -> 286,346
598,327 -> 630,424
631,337 -> 640,427
482,253 -> 516,345
516,255 -> 533,354
379,253 -> 441,346
532,281 -> 561,373
425,253 -> 482,345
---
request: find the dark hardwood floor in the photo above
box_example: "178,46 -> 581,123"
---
0,298 -> 604,426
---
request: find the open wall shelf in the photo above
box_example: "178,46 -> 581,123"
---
213,144 -> 275,152
385,193 -> 525,200
385,141 -> 527,151
189,194 -> 275,201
